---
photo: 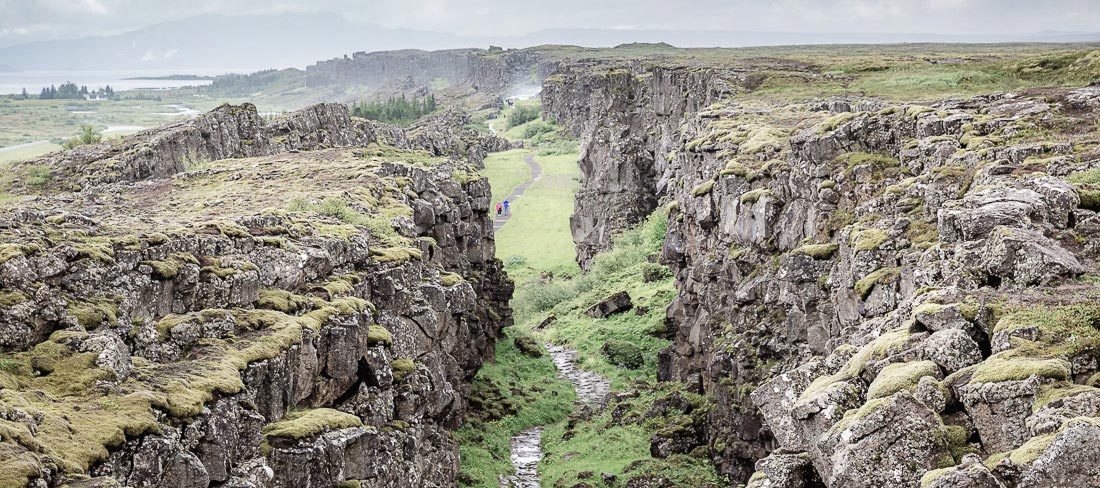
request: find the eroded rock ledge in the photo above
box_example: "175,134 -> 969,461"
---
546,58 -> 1100,487
0,104 -> 513,487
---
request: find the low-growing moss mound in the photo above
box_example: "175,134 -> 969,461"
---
262,408 -> 363,440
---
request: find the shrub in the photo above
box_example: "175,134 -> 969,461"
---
641,262 -> 671,282
61,124 -> 101,150
601,339 -> 644,369
513,335 -> 543,358
508,105 -> 540,128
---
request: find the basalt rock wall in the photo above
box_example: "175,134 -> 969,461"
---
306,48 -> 550,100
549,56 -> 1100,488
18,102 -> 509,189
0,105 -> 513,487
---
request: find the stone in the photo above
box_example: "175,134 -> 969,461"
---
978,226 -> 1083,285
818,392 -> 953,487
586,291 -> 633,318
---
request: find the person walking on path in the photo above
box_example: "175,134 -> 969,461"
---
496,201 -> 503,216
503,200 -> 510,216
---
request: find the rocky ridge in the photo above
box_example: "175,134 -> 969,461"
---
545,59 -> 1100,487
0,104 -> 513,487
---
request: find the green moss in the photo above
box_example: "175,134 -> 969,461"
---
201,220 -> 252,238
256,289 -> 313,314
791,243 -> 838,260
370,247 -> 423,263
720,161 -> 754,179
826,396 -> 893,437
814,112 -> 860,134
391,358 -> 416,381
367,325 -> 393,346
335,481 -> 362,488
739,127 -> 788,154
987,431 -> 1056,466
800,328 -> 912,402
66,297 -> 119,329
866,360 -> 940,400
1032,381 -> 1098,412
262,408 -> 362,440
739,188 -> 773,204
140,253 -> 198,280
0,290 -> 28,307
601,339 -> 644,369
920,466 -> 955,488
440,272 -> 465,286
691,178 -> 716,197
851,228 -> 889,251
969,350 -> 1070,384
854,267 -> 900,299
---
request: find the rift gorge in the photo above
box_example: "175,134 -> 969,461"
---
2,40 -> 1100,488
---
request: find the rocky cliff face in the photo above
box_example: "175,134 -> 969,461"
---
306,48 -> 549,106
549,56 -> 1100,487
16,102 -> 508,191
0,105 -> 513,487
542,61 -> 796,269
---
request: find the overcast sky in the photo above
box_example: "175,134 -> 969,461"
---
2,0 -> 1099,47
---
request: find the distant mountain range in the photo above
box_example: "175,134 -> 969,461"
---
1,12 -> 1098,73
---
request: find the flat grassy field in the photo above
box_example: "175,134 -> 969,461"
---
0,141 -> 62,164
0,96 -> 229,148
492,150 -> 581,285
480,149 -> 532,204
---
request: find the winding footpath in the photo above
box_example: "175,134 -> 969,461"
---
493,154 -> 542,232
490,133 -> 610,487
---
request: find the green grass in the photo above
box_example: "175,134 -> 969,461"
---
456,329 -> 577,487
538,384 -> 725,487
0,141 -> 61,164
493,151 -> 582,284
517,212 -> 675,388
481,149 -> 532,203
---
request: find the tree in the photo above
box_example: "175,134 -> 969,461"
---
349,94 -> 438,126
62,124 -> 102,150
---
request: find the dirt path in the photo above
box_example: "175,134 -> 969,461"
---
501,345 -> 611,488
493,153 -> 541,232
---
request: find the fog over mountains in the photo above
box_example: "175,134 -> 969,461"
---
1,11 -> 1099,72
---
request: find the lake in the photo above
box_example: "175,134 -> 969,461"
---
0,69 -> 238,95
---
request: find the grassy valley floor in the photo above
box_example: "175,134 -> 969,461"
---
462,99 -> 727,487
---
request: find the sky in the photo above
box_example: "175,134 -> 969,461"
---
2,0 -> 1099,48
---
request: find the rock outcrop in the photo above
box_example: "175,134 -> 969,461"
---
14,102 -> 508,191
547,55 -> 1100,488
0,104 -> 512,487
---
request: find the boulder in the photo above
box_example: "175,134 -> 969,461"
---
979,226 -> 1083,285
586,291 -> 633,318
745,452 -> 823,488
818,392 -> 953,488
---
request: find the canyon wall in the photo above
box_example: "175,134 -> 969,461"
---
546,58 -> 1100,487
0,104 -> 513,487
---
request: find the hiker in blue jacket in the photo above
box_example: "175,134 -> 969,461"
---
503,200 -> 510,216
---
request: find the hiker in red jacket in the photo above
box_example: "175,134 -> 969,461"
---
496,201 -> 503,216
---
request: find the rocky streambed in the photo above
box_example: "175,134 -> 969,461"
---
501,345 -> 611,488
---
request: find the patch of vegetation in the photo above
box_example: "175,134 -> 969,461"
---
61,124 -> 102,150
262,408 -> 362,440
791,243 -> 838,260
515,211 -> 673,386
456,329 -> 576,487
854,267 -> 900,299
350,94 -> 437,126
508,105 -> 540,128
539,384 -> 724,487
866,360 -> 940,400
